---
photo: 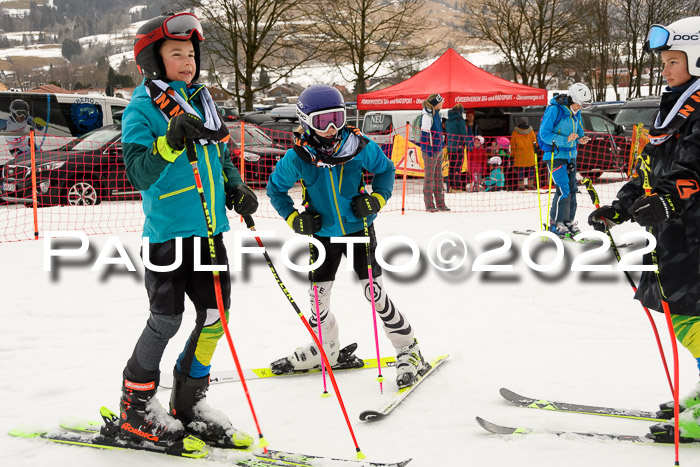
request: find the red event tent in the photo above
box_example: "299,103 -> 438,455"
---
357,48 -> 547,110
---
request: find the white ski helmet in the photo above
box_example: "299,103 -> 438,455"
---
568,82 -> 592,107
488,156 -> 502,166
644,16 -> 700,77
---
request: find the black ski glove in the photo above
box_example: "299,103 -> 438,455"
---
226,184 -> 258,215
287,211 -> 322,235
166,113 -> 205,151
629,193 -> 680,227
351,192 -> 385,218
587,204 -> 629,232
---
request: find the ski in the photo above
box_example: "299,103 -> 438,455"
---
475,416 -> 700,445
160,343 -> 396,389
359,355 -> 449,422
499,387 -> 665,421
52,411 -> 412,466
512,229 -> 633,248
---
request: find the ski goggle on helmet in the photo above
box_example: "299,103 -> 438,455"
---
134,13 -> 205,58
297,107 -> 347,133
644,24 -> 699,52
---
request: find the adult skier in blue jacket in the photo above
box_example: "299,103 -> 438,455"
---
266,84 -> 429,389
539,82 -> 592,236
117,12 -> 257,451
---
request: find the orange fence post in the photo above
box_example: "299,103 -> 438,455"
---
401,123 -> 409,215
29,128 -> 39,239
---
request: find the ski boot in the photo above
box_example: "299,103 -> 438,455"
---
549,222 -> 571,238
649,407 -> 700,442
170,369 -> 253,449
269,339 -> 350,375
563,221 -> 582,236
395,338 -> 430,389
656,382 -> 700,419
112,377 -> 187,446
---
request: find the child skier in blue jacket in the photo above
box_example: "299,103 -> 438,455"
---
117,12 -> 257,451
266,84 -> 429,389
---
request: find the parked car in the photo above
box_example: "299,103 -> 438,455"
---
614,96 -> 660,137
1,124 -> 140,206
219,106 -> 239,122
589,101 -> 625,121
225,121 -> 287,187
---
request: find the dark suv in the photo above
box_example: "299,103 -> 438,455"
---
504,108 -> 628,179
1,124 -> 139,206
614,96 -> 660,137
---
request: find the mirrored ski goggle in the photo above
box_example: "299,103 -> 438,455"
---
134,13 -> 205,57
644,25 -> 672,52
300,108 -> 347,133
12,109 -> 28,118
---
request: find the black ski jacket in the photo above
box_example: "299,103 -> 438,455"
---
613,89 -> 700,316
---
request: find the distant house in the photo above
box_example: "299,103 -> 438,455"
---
27,84 -> 72,93
266,83 -> 305,104
365,77 -> 402,93
208,86 -> 229,106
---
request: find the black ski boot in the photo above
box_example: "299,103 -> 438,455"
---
113,377 -> 187,446
170,369 -> 253,449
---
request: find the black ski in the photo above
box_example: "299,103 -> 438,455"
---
475,416 -> 700,445
360,355 -> 448,422
499,387 -> 665,421
38,407 -> 412,466
513,229 -> 633,248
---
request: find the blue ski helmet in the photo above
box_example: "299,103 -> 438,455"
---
297,85 -> 346,134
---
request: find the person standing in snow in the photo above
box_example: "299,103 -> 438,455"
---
539,82 -> 592,237
117,11 -> 258,449
266,84 -> 430,390
445,103 -> 468,192
419,93 -> 449,211
510,116 -> 538,190
588,16 -> 700,442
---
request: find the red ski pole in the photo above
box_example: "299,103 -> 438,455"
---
243,215 -> 366,459
185,139 -> 268,451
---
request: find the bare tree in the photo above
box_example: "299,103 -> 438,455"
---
182,0 -> 324,111
312,0 -> 433,95
463,0 -> 578,88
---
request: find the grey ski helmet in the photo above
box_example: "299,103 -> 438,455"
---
134,12 -> 205,81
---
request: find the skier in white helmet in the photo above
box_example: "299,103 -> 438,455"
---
538,82 -> 592,237
588,16 -> 700,442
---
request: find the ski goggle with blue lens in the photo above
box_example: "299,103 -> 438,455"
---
298,107 -> 346,133
644,24 -> 700,52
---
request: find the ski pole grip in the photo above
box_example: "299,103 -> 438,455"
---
243,215 -> 255,229
185,138 -> 197,164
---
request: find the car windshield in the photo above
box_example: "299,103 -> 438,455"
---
615,107 -> 658,128
67,127 -> 120,152
227,124 -> 273,146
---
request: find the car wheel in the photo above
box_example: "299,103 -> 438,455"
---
66,180 -> 101,206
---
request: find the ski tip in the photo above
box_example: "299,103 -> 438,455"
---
8,425 -> 48,438
475,416 -> 519,435
359,410 -> 385,422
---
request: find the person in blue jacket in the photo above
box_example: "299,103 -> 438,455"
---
483,156 -> 505,191
445,103 -> 467,192
539,82 -> 592,237
266,84 -> 429,389
419,93 -> 449,212
117,12 -> 257,450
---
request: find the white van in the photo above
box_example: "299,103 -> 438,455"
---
362,109 -> 449,152
0,92 -> 129,166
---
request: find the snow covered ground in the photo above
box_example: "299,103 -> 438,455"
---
2,200 -> 700,467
